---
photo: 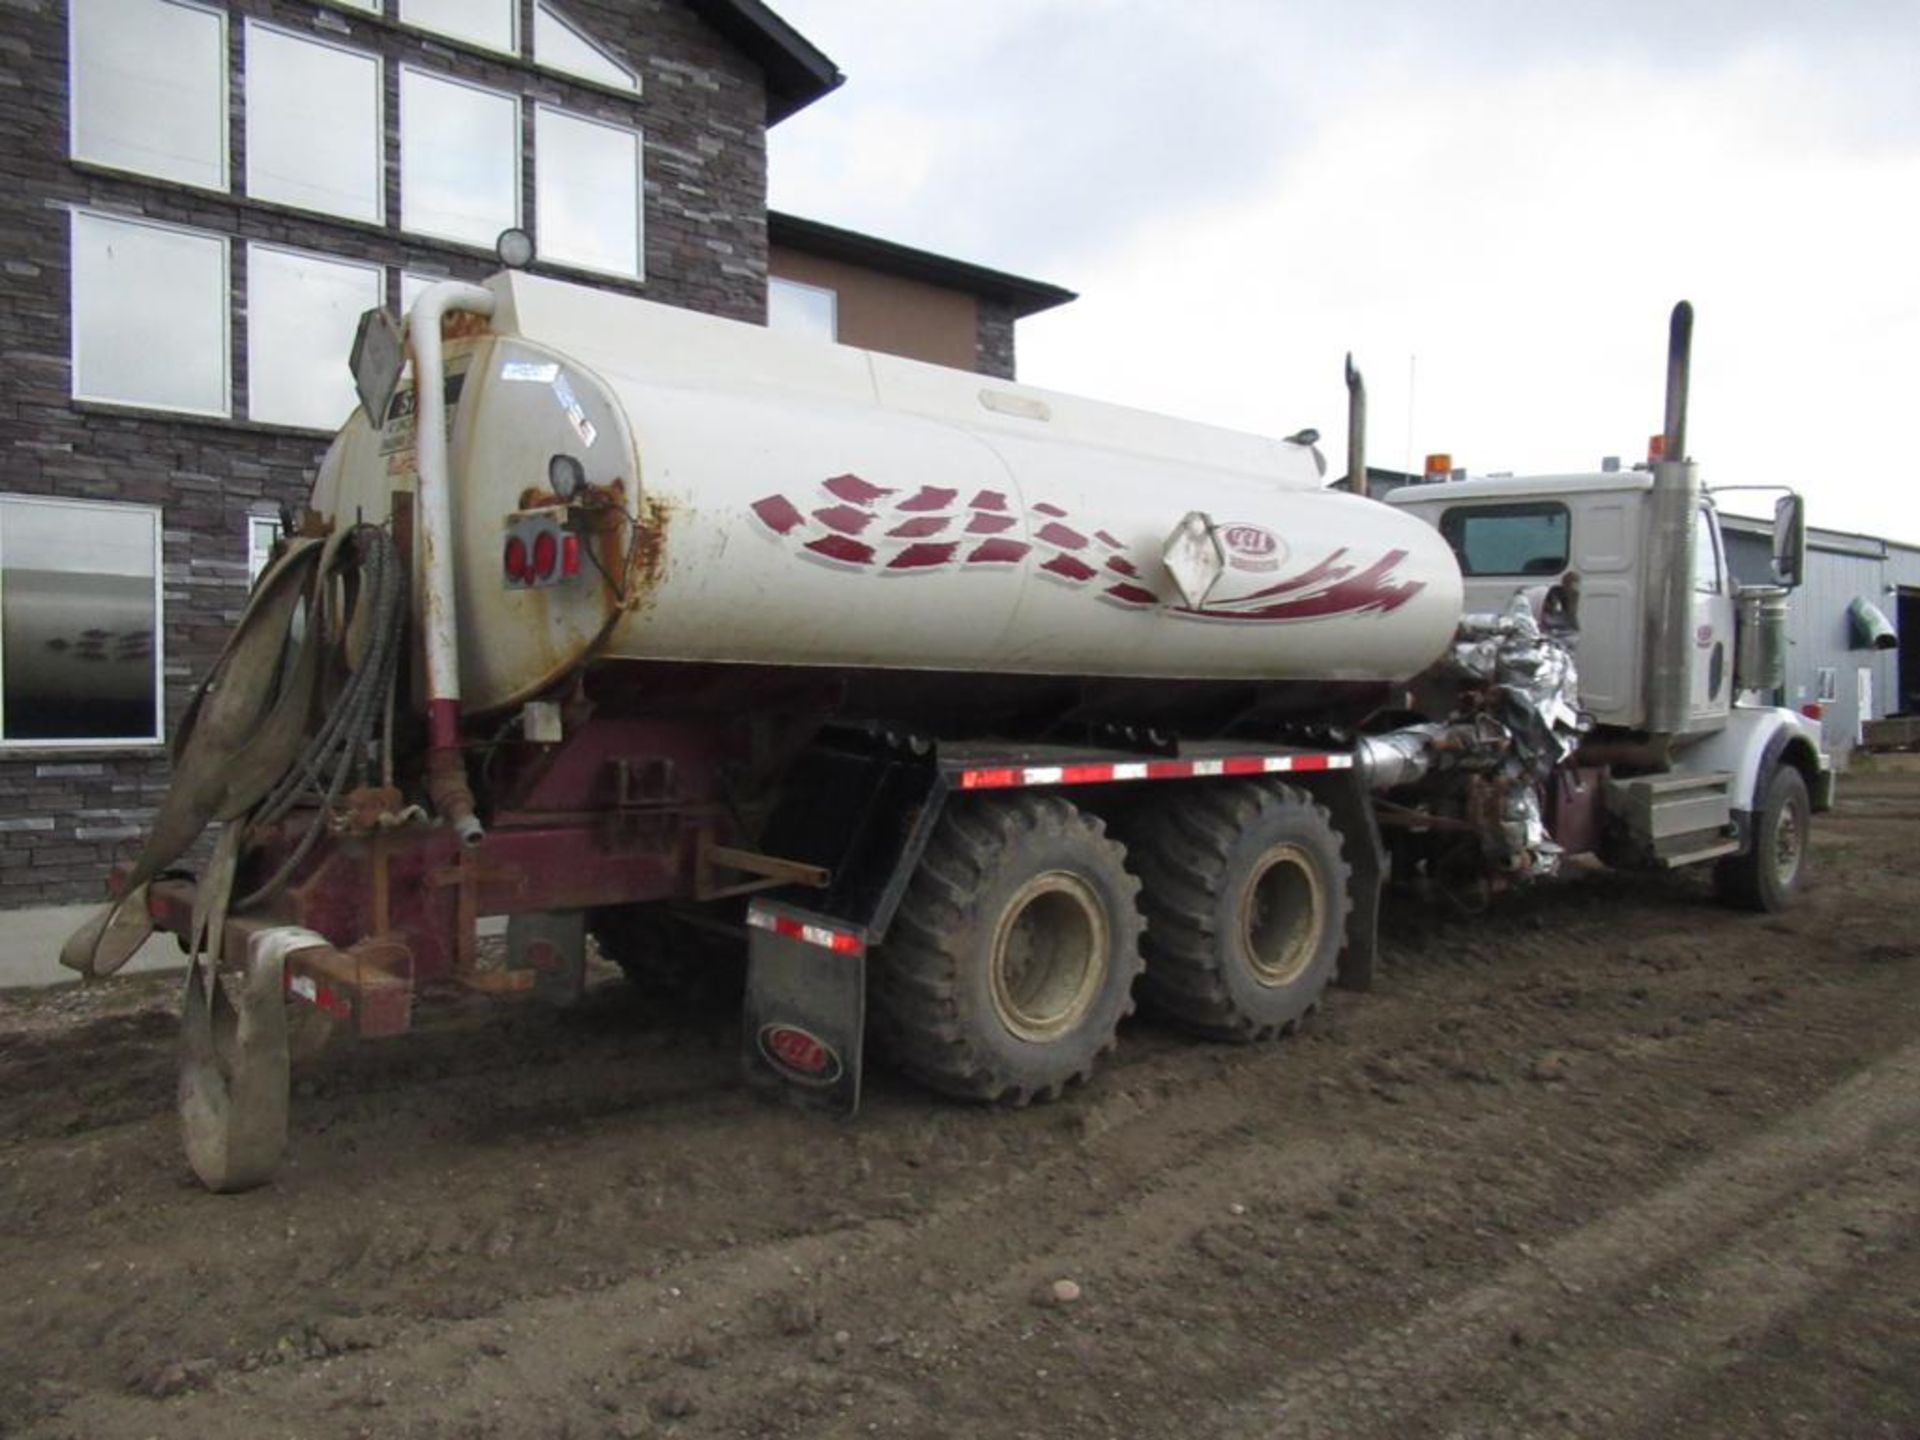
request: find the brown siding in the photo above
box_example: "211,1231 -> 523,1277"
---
769,246 -> 979,372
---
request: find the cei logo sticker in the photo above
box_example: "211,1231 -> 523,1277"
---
1218,523 -> 1287,573
757,1023 -> 844,1086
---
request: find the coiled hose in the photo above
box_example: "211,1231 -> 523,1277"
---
235,523 -> 407,907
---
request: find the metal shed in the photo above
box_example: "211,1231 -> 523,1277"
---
1723,515 -> 1920,762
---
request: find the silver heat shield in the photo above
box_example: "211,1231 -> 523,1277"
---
1365,592 -> 1590,877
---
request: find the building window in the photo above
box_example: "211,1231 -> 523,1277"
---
399,271 -> 445,316
1438,502 -> 1570,578
401,68 -> 521,249
398,0 -> 516,55
71,211 -> 229,417
1816,667 -> 1838,703
245,22 -> 384,224
534,3 -> 639,92
769,278 -> 838,341
70,0 -> 227,191
535,108 -> 643,279
247,245 -> 383,431
0,497 -> 163,747
247,515 -> 281,583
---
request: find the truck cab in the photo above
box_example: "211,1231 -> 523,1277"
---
1388,467 -> 1737,733
1385,453 -> 1831,895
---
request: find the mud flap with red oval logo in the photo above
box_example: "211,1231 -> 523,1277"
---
741,901 -> 867,1117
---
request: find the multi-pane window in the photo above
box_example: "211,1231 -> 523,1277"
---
245,22 -> 384,224
400,271 -> 450,316
248,245 -> 384,430
400,69 -> 522,249
70,211 -> 229,416
0,497 -> 163,746
399,0 -> 517,56
70,0 -> 226,190
535,3 -> 639,92
769,278 -> 838,341
535,108 -> 644,279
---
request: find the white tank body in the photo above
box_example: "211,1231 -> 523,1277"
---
313,272 -> 1464,715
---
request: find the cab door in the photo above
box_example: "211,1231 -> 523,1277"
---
1688,505 -> 1735,724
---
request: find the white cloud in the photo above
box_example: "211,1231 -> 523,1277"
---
771,3 -> 1920,540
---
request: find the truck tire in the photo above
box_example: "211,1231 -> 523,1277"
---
1124,781 -> 1350,1041
870,794 -> 1144,1105
1714,764 -> 1810,913
588,902 -> 746,1007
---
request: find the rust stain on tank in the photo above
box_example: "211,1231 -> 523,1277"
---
627,490 -> 672,615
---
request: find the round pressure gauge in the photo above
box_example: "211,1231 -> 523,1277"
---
548,452 -> 588,502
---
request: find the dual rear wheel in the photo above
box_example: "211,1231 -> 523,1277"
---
869,782 -> 1349,1105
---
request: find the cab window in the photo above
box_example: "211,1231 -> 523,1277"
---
1438,502 -> 1570,577
1692,507 -> 1725,594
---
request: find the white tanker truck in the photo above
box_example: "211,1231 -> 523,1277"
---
61,262 -> 1827,1191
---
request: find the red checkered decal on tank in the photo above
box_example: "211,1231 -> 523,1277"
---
748,476 -> 1423,620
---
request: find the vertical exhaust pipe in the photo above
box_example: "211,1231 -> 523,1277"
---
1644,301 -> 1700,737
1345,353 -> 1367,498
1662,300 -> 1692,463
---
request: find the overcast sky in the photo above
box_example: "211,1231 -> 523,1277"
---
766,1 -> 1920,542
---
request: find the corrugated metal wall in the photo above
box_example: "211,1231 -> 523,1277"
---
1724,522 -> 1914,762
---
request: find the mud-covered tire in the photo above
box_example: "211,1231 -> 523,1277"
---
1714,765 -> 1810,913
1123,781 -> 1351,1041
587,902 -> 746,1007
870,794 -> 1144,1105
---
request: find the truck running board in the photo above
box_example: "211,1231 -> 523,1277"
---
1655,839 -> 1741,868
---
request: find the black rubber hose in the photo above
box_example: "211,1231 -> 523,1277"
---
237,525 -> 405,909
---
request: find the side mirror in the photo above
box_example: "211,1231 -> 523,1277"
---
1771,492 -> 1806,588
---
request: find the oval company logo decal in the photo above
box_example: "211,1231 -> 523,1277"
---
1218,522 -> 1287,573
757,1023 -> 844,1086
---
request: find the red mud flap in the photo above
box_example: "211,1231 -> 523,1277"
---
742,901 -> 867,1117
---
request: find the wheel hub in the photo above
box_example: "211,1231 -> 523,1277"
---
1773,805 -> 1803,883
1240,843 -> 1325,987
990,872 -> 1109,1042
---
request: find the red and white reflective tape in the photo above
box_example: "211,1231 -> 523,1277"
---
285,970 -> 353,1020
746,906 -> 865,956
957,750 -> 1352,792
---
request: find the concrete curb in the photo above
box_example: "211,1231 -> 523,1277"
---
0,903 -> 186,989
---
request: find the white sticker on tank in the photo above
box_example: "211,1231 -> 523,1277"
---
551,373 -> 597,447
501,360 -> 560,383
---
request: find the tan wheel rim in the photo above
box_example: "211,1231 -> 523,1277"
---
1239,843 -> 1325,988
989,872 -> 1109,1042
1772,804 -> 1803,885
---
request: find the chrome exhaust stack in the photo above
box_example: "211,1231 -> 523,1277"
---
1643,301 -> 1700,738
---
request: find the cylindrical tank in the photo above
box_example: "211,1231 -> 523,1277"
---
313,272 -> 1464,716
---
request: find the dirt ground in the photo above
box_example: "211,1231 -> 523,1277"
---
2,767 -> 1917,1440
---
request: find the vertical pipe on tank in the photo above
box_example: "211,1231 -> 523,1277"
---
1644,300 -> 1699,737
1345,354 -> 1367,498
409,281 -> 495,848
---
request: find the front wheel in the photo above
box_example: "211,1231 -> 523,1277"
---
869,794 -> 1144,1105
1714,764 -> 1810,912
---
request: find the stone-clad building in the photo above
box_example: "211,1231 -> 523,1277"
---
0,0 -> 1072,908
